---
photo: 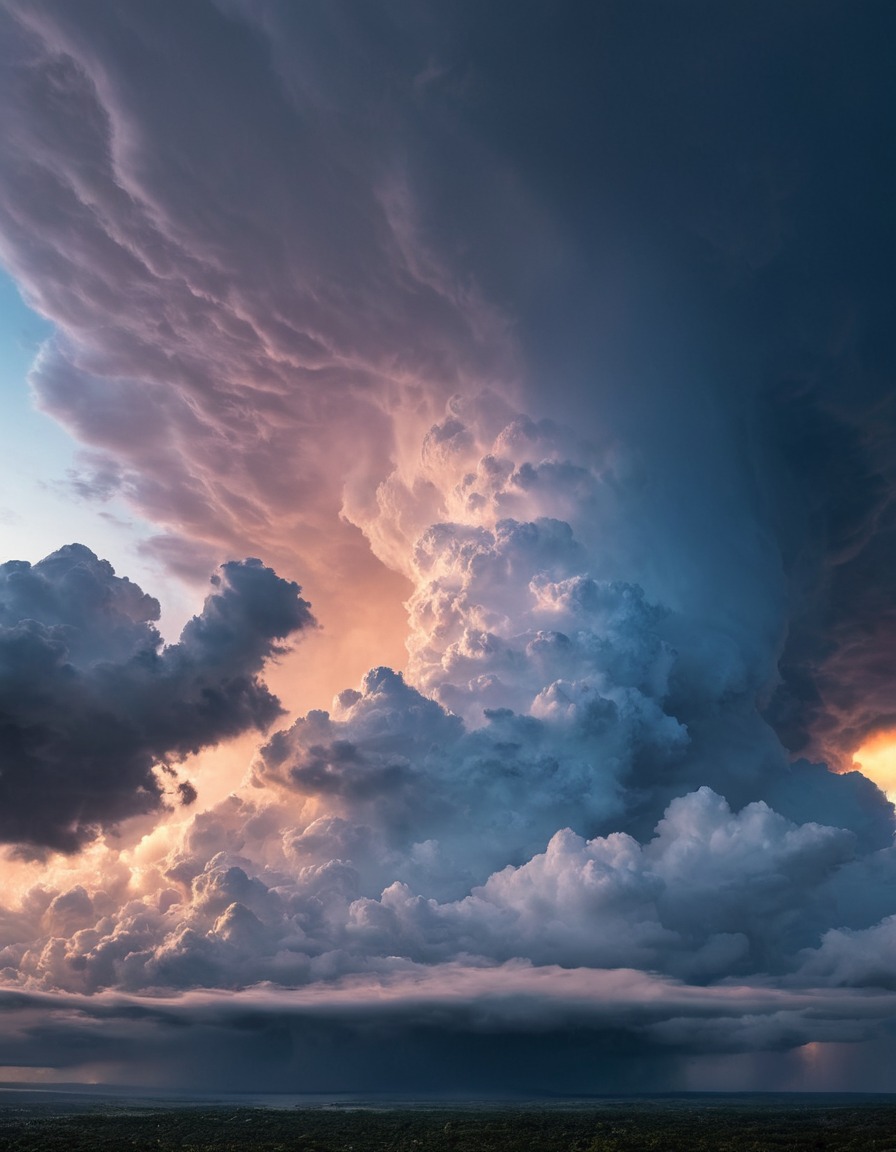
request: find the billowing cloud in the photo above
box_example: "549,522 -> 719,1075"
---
0,486 -> 891,1013
0,780 -> 870,996
1,0 -> 893,762
0,0 -> 895,1095
0,545 -> 313,852
0,409 -> 894,1087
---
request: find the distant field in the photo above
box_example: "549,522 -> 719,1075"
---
1,1098 -> 896,1151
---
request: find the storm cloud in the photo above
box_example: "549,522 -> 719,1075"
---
0,0 -> 893,758
0,0 -> 895,1095
0,545 -> 313,851
2,972 -> 896,1095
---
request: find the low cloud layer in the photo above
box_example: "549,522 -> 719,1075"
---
2,972 -> 896,1094
0,545 -> 313,852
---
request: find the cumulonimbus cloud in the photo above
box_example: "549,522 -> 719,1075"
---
0,403 -> 894,1010
0,0 -> 895,1092
0,409 -> 894,1086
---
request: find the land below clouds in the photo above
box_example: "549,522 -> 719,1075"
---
2,1092 -> 896,1151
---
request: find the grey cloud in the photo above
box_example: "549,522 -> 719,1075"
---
797,916 -> 896,991
0,784 -> 873,997
348,406 -> 894,851
0,545 -> 313,852
252,662 -> 665,897
764,760 -> 896,854
760,390 -> 896,768
1,0 -> 894,771
0,0 -> 895,1090
342,788 -> 857,981
1,974 -> 895,1094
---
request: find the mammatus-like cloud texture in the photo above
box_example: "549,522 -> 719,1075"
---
0,546 -> 313,852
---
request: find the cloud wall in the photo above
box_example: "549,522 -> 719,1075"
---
0,399 -> 894,1086
0,0 -> 894,1093
1,0 -> 893,759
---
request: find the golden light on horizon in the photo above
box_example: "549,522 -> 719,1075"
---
853,730 -> 896,801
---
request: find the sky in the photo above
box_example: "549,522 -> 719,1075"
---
0,0 -> 895,1095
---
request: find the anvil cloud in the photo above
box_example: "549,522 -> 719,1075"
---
0,0 -> 894,1094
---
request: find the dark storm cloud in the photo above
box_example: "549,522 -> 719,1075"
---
1,0 -> 896,1093
1,977 -> 895,1093
1,0 -> 893,764
762,388 -> 896,765
0,545 -> 313,852
401,1 -> 896,766
342,405 -> 895,851
1,412 -> 894,1081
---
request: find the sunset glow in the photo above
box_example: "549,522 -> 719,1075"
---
854,732 -> 896,801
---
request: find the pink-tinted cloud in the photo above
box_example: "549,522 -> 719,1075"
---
0,0 -> 519,706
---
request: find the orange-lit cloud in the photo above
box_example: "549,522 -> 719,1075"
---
853,731 -> 896,800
